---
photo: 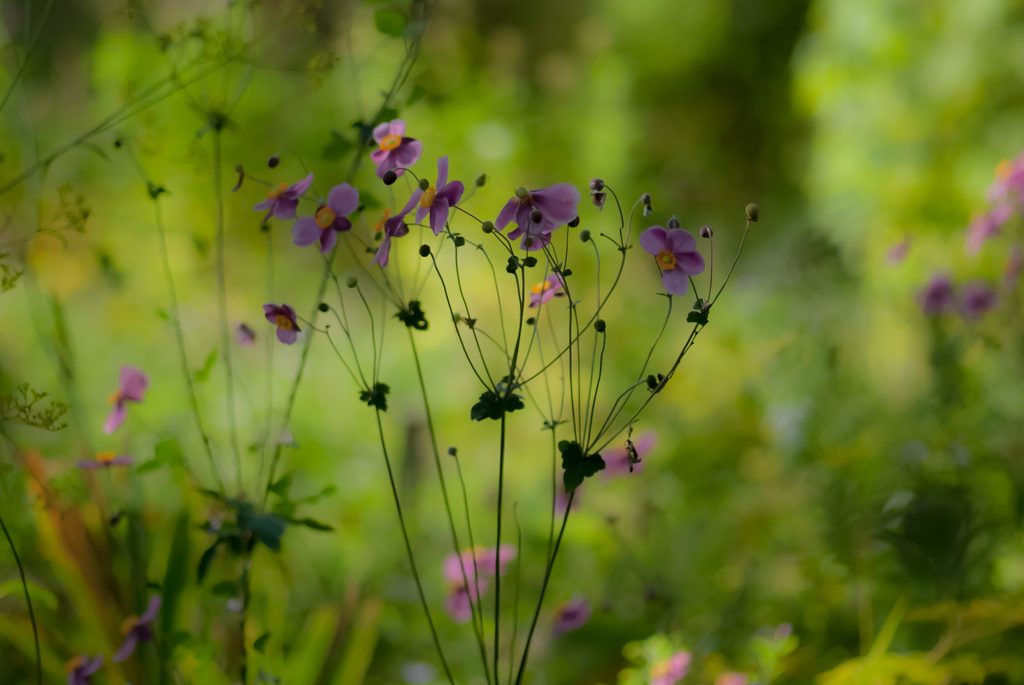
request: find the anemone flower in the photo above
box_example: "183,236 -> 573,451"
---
416,157 -> 464,235
292,183 -> 360,253
65,654 -> 103,685
639,226 -> 706,296
496,183 -> 581,235
552,595 -> 591,635
253,173 -> 314,222
370,120 -> 423,178
650,651 -> 691,685
603,432 -> 656,477
917,274 -> 955,316
104,365 -> 149,435
961,281 -> 997,320
235,322 -> 256,346
263,303 -> 301,344
113,596 -> 161,662
371,190 -> 423,268
77,452 -> 133,470
966,205 -> 1012,255
529,274 -> 565,308
441,545 -> 516,623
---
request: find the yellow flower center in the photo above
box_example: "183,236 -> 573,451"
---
98,451 -> 116,463
531,280 -> 553,295
315,206 -> 336,229
275,314 -> 294,331
650,660 -> 671,680
267,182 -> 288,200
655,250 -> 677,271
107,391 -> 123,405
379,133 -> 402,151
65,656 -> 84,674
374,208 -> 392,233
121,615 -> 140,634
996,159 -> 1013,180
420,187 -> 436,208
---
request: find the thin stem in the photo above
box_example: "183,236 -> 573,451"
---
373,409 -> 455,685
0,0 -> 55,115
493,412 -> 507,681
213,128 -> 243,493
258,225 -> 274,497
0,511 -> 40,685
508,504 -> 523,685
710,220 -> 751,307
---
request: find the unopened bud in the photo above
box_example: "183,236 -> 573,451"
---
641,193 -> 652,205
419,244 -> 431,257
589,178 -> 605,192
700,226 -> 713,238
579,229 -> 591,242
454,236 -> 465,247
568,216 -> 580,228
234,163 -> 243,173
667,216 -> 680,229
482,221 -> 494,234
268,155 -> 279,168
383,169 -> 398,186
530,209 -> 543,224
447,446 -> 458,456
745,203 -> 759,222
418,178 -> 430,191
318,302 -> 330,312
475,173 -> 487,188
646,374 -> 658,390
594,319 -> 606,333
346,277 -> 358,288
527,317 -> 536,325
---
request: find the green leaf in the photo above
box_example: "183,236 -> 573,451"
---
0,579 -> 58,611
249,514 -> 288,552
211,580 -> 239,597
162,513 -> 190,636
155,308 -> 169,321
193,349 -> 218,383
407,85 -> 429,106
136,459 -> 164,474
322,130 -> 353,161
359,191 -> 383,210
269,473 -> 292,497
197,540 -> 221,582
254,632 -> 270,654
374,9 -> 407,37
288,517 -> 335,532
686,309 -> 709,325
471,390 -> 525,421
558,440 -> 606,493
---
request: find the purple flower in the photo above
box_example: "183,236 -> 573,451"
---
961,280 -> 997,320
639,226 -> 706,296
371,190 -> 423,267
236,322 -> 256,347
917,274 -> 955,316
103,365 -> 149,435
441,545 -> 516,623
113,596 -> 161,662
416,157 -> 465,236
1005,246 -> 1023,290
529,274 -> 565,308
65,654 -> 103,685
966,205 -> 1012,255
552,595 -> 591,635
650,651 -> 691,685
263,303 -> 301,344
77,452 -> 133,470
496,184 -> 581,251
292,183 -> 360,254
603,432 -> 656,477
370,120 -> 423,179
253,173 -> 314,222
886,239 -> 911,264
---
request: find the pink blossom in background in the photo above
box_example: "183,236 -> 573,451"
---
966,205 -> 1012,255
114,596 -> 161,662
103,365 -> 149,435
236,322 -> 256,346
885,238 -> 911,264
917,274 -> 955,316
529,274 -> 565,308
960,281 -> 997,320
603,432 -> 656,477
552,595 -> 591,634
441,545 -> 516,623
650,651 -> 691,685
988,154 -> 1024,206
65,654 -> 103,685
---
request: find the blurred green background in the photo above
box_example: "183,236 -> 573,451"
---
3,0 -> 1024,683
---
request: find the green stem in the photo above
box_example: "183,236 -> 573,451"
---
0,511 -> 40,685
493,413 -> 506,681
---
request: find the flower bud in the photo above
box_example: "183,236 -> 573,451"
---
646,374 -> 658,390
475,173 -> 487,188
523,236 -> 535,248
234,163 -> 243,173
579,229 -> 591,242
318,302 -> 330,312
530,209 -> 543,224
745,203 -> 759,222
383,169 -> 398,186
447,446 -> 458,456
590,178 -> 605,192
419,178 -> 430,191
568,216 -> 580,228
668,216 -> 680,229
594,319 -> 606,333
346,277 -> 358,288
419,244 -> 431,257
482,221 -> 494,233
700,226 -> 713,238
454,236 -> 465,247
641,193 -> 652,205
527,317 -> 536,325
268,155 -> 280,168
515,186 -> 530,199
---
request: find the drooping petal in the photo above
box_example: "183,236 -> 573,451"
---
415,205 -> 430,225
109,456 -> 134,466
328,183 -> 360,216
371,235 -> 392,267
639,226 -> 669,255
438,179 -> 464,207
292,217 -> 323,247
288,173 -> 315,198
112,632 -> 139,663
277,328 -> 298,345
119,366 -> 150,402
496,199 -> 519,230
430,197 -> 450,236
661,267 -> 691,296
552,595 -> 591,635
103,403 -> 128,435
319,228 -> 338,254
674,250 -> 705,275
515,204 -> 534,231
436,156 -> 449,189
665,228 -> 697,254
398,189 -> 425,218
83,655 -> 104,676
140,595 -> 162,623
531,183 -> 582,225
77,460 -> 105,470
253,199 -> 273,212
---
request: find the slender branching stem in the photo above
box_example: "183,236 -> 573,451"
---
0,511 -> 40,685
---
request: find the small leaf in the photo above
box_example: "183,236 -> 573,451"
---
269,473 -> 292,497
197,540 -> 221,582
558,440 -> 606,493
193,349 -> 218,383
374,10 -> 407,37
686,310 -> 709,325
407,85 -> 429,106
155,308 -> 170,321
471,390 -> 525,421
136,459 -> 164,474
322,130 -> 353,161
211,580 -> 239,597
253,632 -> 270,654
249,514 -> 287,552
288,517 -> 334,532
